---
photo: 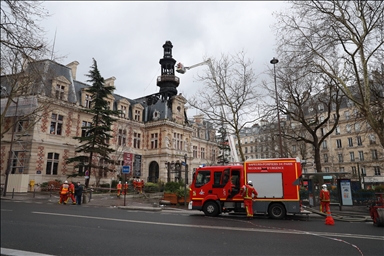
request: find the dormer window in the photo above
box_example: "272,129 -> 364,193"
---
134,109 -> 141,122
121,105 -> 127,118
52,76 -> 70,101
85,94 -> 92,108
55,85 -> 65,100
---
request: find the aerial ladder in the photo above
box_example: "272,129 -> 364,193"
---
176,59 -> 211,74
227,132 -> 240,163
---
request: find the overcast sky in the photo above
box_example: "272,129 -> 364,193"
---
40,1 -> 289,114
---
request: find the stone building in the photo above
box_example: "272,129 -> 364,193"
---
238,101 -> 383,188
239,119 -> 286,161
0,41 -> 218,192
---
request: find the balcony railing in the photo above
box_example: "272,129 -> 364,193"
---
157,75 -> 180,84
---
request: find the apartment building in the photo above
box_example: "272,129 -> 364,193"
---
239,103 -> 383,188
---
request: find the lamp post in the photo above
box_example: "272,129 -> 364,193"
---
357,162 -> 362,189
270,57 -> 283,157
357,162 -> 366,189
184,154 -> 188,208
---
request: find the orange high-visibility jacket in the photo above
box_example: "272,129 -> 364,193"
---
60,184 -> 69,194
117,183 -> 122,190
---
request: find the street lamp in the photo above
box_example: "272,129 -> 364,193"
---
270,57 -> 283,158
184,154 -> 188,208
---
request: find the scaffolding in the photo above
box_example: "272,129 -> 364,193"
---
8,135 -> 32,174
2,96 -> 35,195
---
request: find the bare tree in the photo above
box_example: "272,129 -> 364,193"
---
187,52 -> 261,161
264,65 -> 345,176
1,1 -> 51,138
273,0 -> 384,147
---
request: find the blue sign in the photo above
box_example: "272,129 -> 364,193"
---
122,166 -> 130,174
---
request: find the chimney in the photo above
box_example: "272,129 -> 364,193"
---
193,114 -> 204,124
22,54 -> 35,70
105,77 -> 116,87
66,61 -> 79,80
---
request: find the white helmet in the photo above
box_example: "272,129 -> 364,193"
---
322,184 -> 327,188
64,180 -> 68,184
248,180 -> 253,185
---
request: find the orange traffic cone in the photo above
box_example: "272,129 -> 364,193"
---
325,207 -> 335,225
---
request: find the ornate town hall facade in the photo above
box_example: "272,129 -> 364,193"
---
1,41 -> 218,192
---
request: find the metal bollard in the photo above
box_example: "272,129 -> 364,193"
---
82,193 -> 87,204
12,188 -> 14,199
33,188 -> 36,198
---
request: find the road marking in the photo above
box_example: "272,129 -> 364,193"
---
1,209 -> 13,212
32,211 -> 383,241
1,247 -> 54,256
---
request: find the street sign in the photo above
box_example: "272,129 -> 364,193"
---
122,166 -> 130,174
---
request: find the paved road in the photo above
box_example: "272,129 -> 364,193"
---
0,191 -> 373,220
1,200 -> 383,256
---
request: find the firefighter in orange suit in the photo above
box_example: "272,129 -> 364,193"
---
122,182 -> 128,195
320,184 -> 330,213
59,181 -> 69,204
133,179 -> 137,193
137,179 -> 144,193
116,181 -> 122,197
242,181 -> 258,219
66,181 -> 76,204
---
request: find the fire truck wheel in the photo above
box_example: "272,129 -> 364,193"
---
203,201 -> 219,217
268,203 -> 286,219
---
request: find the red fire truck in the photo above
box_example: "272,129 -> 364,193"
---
189,158 -> 303,219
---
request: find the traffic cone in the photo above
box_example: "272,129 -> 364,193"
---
325,206 -> 334,225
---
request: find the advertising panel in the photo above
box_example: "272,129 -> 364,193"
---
339,179 -> 353,206
134,154 -> 142,177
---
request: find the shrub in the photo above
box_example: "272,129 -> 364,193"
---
176,186 -> 189,198
100,183 -> 110,188
111,179 -> 120,189
40,182 -> 48,188
164,181 -> 181,193
144,182 -> 159,193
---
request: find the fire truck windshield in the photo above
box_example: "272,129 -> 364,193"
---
195,171 -> 211,187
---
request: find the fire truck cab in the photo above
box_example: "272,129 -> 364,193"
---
189,158 -> 303,219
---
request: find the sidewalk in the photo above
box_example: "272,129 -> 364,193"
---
0,191 -> 184,212
1,191 -> 372,221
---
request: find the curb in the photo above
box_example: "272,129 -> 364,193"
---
117,206 -> 162,212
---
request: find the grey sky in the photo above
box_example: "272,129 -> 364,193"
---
41,1 -> 288,111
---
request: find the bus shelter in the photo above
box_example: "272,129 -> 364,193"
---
301,172 -> 350,209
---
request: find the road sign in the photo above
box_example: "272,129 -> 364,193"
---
122,166 -> 130,174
